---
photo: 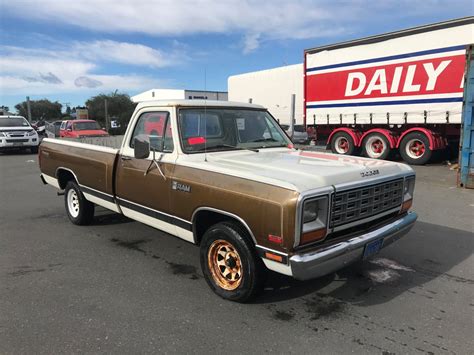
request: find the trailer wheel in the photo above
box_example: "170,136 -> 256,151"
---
362,133 -> 391,160
399,132 -> 432,165
200,222 -> 266,303
64,181 -> 95,225
330,132 -> 356,155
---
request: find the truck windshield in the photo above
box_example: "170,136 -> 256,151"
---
178,108 -> 291,153
73,121 -> 101,131
0,118 -> 30,127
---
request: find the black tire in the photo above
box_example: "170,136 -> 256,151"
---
200,222 -> 266,302
30,146 -> 38,154
362,133 -> 391,160
330,131 -> 356,155
64,181 -> 95,225
399,132 -> 432,165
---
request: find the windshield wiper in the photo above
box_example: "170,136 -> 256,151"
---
207,144 -> 259,153
250,138 -> 278,142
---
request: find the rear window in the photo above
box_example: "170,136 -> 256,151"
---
0,118 -> 30,127
294,125 -> 306,132
73,121 -> 101,130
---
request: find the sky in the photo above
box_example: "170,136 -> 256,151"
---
0,0 -> 472,112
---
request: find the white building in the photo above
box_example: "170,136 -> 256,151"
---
228,64 -> 304,125
131,89 -> 228,103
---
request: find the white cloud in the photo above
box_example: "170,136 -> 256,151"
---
243,34 -> 261,54
72,40 -> 179,68
0,44 -> 165,96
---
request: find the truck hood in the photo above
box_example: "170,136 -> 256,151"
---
188,148 -> 413,192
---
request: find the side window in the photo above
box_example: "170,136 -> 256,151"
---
60,121 -> 66,130
130,111 -> 173,152
66,121 -> 73,130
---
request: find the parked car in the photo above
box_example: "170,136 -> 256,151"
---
39,100 -> 417,302
281,124 -> 310,144
0,115 -> 39,153
46,120 -> 63,138
59,120 -> 109,138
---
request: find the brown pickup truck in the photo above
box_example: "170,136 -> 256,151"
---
39,100 -> 417,302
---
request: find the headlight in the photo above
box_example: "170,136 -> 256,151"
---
27,130 -> 36,136
303,200 -> 318,223
300,196 -> 329,245
403,176 -> 415,201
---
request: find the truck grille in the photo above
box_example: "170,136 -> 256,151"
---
6,139 -> 28,143
330,178 -> 403,228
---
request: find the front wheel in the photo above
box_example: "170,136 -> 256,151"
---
64,181 -> 95,225
200,222 -> 266,302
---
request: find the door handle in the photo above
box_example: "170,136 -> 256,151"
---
121,156 -> 132,161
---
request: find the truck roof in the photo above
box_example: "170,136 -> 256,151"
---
137,99 -> 265,110
305,16 -> 474,55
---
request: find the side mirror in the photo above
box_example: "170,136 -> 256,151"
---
67,127 -> 72,131
134,137 -> 150,159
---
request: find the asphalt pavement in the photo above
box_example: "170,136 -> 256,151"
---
0,150 -> 473,354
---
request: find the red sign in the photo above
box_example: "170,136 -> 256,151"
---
306,55 -> 465,102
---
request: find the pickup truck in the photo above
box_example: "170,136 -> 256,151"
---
39,100 -> 417,302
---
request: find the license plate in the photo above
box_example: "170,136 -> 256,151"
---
363,238 -> 384,259
12,142 -> 24,146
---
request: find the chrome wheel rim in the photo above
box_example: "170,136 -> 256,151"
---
67,189 -> 80,218
208,239 -> 243,290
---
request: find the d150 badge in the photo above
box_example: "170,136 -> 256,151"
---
360,169 -> 380,178
172,181 -> 191,193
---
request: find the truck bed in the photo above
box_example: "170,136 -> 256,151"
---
39,138 -> 119,196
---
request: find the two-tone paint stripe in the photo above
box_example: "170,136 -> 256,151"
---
78,183 -> 192,231
116,197 -> 192,231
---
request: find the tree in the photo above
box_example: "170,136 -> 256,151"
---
15,99 -> 62,120
86,92 -> 136,134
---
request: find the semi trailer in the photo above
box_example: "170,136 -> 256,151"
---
305,17 -> 474,164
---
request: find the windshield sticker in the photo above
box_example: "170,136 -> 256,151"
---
236,118 -> 245,130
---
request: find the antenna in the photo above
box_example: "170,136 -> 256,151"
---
204,67 -> 207,162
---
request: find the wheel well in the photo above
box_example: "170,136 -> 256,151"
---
56,169 -> 77,189
192,209 -> 254,245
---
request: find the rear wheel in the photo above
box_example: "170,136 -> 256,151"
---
362,133 -> 391,160
64,181 -> 95,225
200,222 -> 266,302
330,132 -> 356,155
399,132 -> 432,165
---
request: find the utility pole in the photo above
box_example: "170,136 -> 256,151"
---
26,96 -> 32,122
290,94 -> 295,139
104,98 -> 109,131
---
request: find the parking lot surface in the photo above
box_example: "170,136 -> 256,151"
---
1,151 -> 473,354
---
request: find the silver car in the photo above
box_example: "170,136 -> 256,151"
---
281,124 -> 310,144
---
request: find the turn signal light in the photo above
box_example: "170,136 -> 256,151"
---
265,252 -> 283,263
401,199 -> 413,213
300,228 -> 326,245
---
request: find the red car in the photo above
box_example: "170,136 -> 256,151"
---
59,120 -> 109,138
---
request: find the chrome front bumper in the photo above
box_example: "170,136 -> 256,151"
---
290,212 -> 417,280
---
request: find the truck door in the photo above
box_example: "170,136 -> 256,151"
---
115,110 -> 178,236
